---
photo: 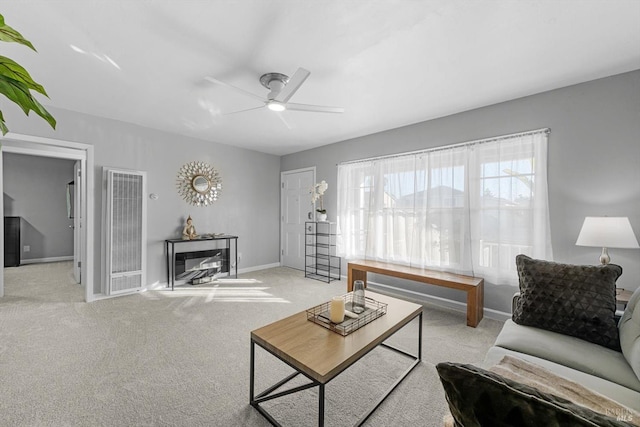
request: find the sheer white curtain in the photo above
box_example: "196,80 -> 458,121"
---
411,146 -> 473,274
468,131 -> 552,284
337,130 -> 552,285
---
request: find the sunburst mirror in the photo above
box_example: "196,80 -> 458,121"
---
176,161 -> 222,206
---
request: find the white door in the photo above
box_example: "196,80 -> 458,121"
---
281,168 -> 315,270
73,161 -> 82,284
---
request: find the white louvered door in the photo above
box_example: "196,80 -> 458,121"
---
104,168 -> 147,295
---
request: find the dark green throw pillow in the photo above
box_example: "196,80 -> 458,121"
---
436,362 -> 632,427
513,255 -> 621,351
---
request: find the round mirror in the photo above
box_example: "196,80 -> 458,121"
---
176,161 -> 223,207
192,175 -> 210,193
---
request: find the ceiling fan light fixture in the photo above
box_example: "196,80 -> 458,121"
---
267,101 -> 286,112
206,67 -> 343,116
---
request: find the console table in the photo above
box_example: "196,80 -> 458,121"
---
165,235 -> 238,290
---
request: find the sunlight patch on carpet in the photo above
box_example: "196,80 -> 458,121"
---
155,285 -> 291,303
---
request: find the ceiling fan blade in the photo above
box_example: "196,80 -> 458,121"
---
286,102 -> 345,114
204,76 -> 265,102
222,105 -> 265,115
274,67 -> 310,103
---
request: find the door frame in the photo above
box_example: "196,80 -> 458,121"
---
73,160 -> 82,283
280,166 -> 316,268
0,133 -> 95,302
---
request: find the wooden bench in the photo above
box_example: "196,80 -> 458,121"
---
347,260 -> 484,327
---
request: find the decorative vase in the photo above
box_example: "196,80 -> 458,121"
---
318,213 -> 327,222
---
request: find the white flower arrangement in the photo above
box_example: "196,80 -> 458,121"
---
310,180 -> 328,214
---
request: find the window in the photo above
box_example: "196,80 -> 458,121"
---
337,129 -> 552,285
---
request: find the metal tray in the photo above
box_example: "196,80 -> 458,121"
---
306,293 -> 388,336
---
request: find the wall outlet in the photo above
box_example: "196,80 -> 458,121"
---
23,245 -> 30,252
238,253 -> 242,263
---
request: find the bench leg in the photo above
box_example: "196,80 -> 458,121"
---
347,267 -> 367,292
466,280 -> 484,327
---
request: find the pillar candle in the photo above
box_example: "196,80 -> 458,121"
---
329,296 -> 345,323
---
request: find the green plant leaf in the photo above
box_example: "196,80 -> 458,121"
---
0,13 -> 55,132
0,109 -> 8,135
0,56 -> 47,95
0,76 -> 31,114
0,14 -> 36,50
0,76 -> 56,129
29,96 -> 56,129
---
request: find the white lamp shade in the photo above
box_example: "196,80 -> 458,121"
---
576,217 -> 640,248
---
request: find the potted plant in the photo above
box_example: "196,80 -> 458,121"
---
0,13 -> 56,135
311,180 -> 328,221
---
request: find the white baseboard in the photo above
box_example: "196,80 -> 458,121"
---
238,262 -> 280,274
20,256 -> 74,265
361,279 -> 511,322
483,307 -> 512,322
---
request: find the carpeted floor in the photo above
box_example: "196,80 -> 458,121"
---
1,262 -> 503,426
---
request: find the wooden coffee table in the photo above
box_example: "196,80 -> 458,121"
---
250,291 -> 423,426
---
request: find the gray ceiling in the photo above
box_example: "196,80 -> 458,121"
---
3,1 -> 640,155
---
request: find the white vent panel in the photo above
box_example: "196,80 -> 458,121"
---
104,168 -> 147,295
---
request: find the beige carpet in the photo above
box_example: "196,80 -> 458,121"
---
1,262 -> 503,426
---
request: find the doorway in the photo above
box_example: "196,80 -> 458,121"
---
4,153 -> 75,266
0,133 -> 94,301
280,167 -> 315,270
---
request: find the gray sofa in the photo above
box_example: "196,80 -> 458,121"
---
437,257 -> 640,425
483,286 -> 640,413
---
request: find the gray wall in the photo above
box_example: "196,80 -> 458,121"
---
2,107 -> 281,296
2,153 -> 75,261
281,70 -> 640,313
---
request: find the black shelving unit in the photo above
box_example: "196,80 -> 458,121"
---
4,216 -> 20,267
305,221 -> 341,283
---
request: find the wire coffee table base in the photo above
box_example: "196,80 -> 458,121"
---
250,312 -> 422,427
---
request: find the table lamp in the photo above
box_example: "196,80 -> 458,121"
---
575,217 -> 640,265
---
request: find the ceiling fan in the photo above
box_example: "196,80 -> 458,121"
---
204,67 -> 344,115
